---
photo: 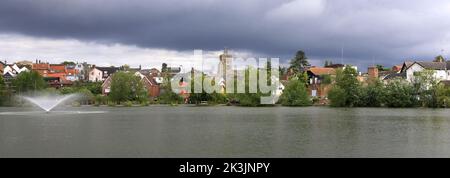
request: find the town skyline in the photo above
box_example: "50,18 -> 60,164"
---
1,0 -> 450,70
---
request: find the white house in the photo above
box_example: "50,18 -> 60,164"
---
402,61 -> 450,83
2,64 -> 29,78
88,66 -> 120,82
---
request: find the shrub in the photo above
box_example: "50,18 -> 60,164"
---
280,79 -> 312,106
328,86 -> 347,107
124,101 -> 133,107
383,80 -> 418,108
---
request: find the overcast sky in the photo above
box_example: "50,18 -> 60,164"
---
1,0 -> 450,71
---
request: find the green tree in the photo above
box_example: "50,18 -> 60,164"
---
289,50 -> 310,73
376,64 -> 390,71
434,55 -> 446,62
109,72 -> 146,103
437,84 -> 450,108
330,66 -> 360,107
412,70 -> 439,107
86,82 -> 103,95
328,86 -> 346,107
61,61 -> 76,66
279,66 -> 287,77
280,79 -> 311,106
356,80 -> 385,107
384,80 -> 418,108
12,71 -> 47,93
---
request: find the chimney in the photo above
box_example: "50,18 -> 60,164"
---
368,66 -> 379,79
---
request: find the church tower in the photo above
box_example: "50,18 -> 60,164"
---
218,48 -> 233,80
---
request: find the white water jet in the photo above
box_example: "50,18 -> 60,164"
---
20,94 -> 79,112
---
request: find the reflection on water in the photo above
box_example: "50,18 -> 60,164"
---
1,106 -> 450,158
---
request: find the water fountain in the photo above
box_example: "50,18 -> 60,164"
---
0,93 -> 107,116
21,94 -> 79,112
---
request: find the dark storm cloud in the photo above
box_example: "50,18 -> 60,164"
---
1,0 -> 450,67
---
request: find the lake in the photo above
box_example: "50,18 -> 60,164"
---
1,106 -> 450,158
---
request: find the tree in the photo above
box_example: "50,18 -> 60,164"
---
328,86 -> 346,107
280,79 -> 311,106
330,66 -> 361,107
289,50 -> 310,73
376,64 -> 390,71
279,66 -> 287,77
122,64 -> 130,71
412,70 -> 439,107
161,63 -> 168,73
12,71 -> 47,93
109,72 -> 146,103
86,82 -> 103,95
384,80 -> 418,108
324,60 -> 333,67
61,61 -> 76,66
434,55 -> 446,62
356,80 -> 385,107
437,84 -> 450,108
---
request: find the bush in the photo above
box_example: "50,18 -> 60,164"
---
159,90 -> 183,104
140,101 -> 150,106
436,84 -> 450,108
328,86 -> 347,107
107,101 -> 116,107
78,88 -> 95,105
94,94 -> 107,105
124,101 -> 133,107
60,87 -> 77,94
328,66 -> 361,107
383,80 -> 418,108
355,81 -> 385,107
280,79 -> 312,106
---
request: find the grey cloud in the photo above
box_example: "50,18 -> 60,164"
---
1,0 -> 450,69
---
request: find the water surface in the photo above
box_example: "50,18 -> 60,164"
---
1,106 -> 450,158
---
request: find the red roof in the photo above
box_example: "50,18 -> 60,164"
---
46,73 -> 66,78
308,67 -> 336,76
50,65 -> 66,72
32,63 -> 50,70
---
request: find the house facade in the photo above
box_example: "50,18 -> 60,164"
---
89,66 -> 120,82
101,71 -> 161,98
402,61 -> 450,83
31,62 -> 81,87
74,62 -> 91,81
306,67 -> 336,98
